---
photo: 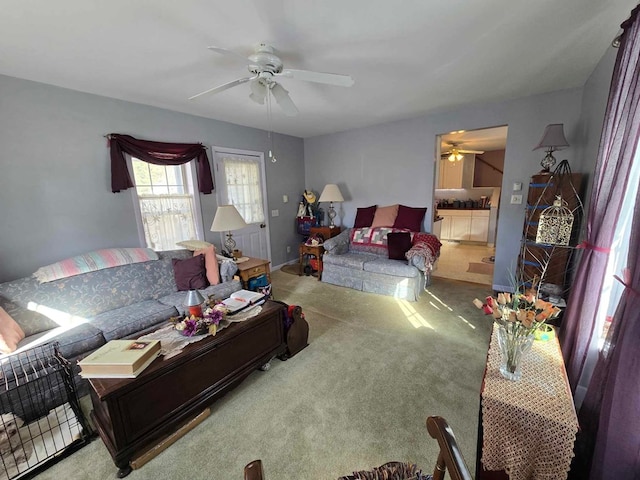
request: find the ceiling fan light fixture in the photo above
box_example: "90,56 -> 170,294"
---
448,149 -> 463,162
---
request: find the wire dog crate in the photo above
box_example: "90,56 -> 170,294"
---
0,343 -> 92,479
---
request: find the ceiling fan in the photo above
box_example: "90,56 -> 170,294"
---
441,142 -> 484,162
188,43 -> 355,116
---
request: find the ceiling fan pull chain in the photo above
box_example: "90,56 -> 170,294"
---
267,87 -> 277,163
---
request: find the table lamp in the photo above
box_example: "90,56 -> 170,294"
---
210,205 -> 248,255
319,184 -> 344,227
533,124 -> 569,172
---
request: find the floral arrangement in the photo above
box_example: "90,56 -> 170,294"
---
170,304 -> 224,337
473,291 -> 561,333
473,291 -> 561,380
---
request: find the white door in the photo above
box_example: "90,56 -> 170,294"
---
213,147 -> 270,260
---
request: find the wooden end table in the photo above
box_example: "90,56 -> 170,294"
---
298,243 -> 325,280
235,257 -> 271,289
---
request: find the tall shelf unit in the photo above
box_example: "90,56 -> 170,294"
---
518,161 -> 584,302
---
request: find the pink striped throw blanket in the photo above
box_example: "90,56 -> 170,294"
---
33,248 -> 158,283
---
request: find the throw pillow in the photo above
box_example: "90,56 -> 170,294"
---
370,204 -> 399,228
387,232 -> 412,260
0,307 -> 26,354
194,245 -> 220,286
172,255 -> 208,291
176,239 -> 213,251
353,205 -> 377,228
393,205 -> 427,232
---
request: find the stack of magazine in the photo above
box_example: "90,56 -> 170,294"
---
220,289 -> 267,315
78,339 -> 161,379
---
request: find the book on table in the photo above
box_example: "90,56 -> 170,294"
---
220,289 -> 267,315
78,339 -> 161,378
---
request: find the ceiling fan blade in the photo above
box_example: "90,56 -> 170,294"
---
271,83 -> 299,116
249,79 -> 267,105
459,149 -> 485,154
277,69 -> 354,87
206,46 -> 250,64
188,77 -> 253,100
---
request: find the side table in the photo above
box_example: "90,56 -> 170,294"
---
235,257 -> 271,289
298,244 -> 325,280
309,226 -> 341,241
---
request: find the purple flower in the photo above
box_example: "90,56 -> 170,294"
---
183,318 -> 199,336
204,309 -> 223,325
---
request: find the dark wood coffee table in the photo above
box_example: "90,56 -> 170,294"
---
89,301 -> 286,477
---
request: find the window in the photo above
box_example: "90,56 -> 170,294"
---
219,155 -> 265,224
130,159 -> 203,251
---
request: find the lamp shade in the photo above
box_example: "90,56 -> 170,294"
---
318,184 -> 344,203
533,124 -> 570,151
185,289 -> 205,307
210,205 -> 247,232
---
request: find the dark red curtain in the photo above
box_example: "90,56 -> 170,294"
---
109,134 -> 214,194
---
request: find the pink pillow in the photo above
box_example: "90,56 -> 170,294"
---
194,245 -> 220,286
0,307 -> 26,354
370,204 -> 399,228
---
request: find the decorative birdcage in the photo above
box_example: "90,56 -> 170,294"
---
535,195 -> 574,245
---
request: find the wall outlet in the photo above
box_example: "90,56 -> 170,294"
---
510,194 -> 523,204
271,209 -> 279,217
513,182 -> 522,191
286,245 -> 291,253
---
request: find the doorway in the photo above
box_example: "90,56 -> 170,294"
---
433,125 -> 508,285
213,147 -> 271,260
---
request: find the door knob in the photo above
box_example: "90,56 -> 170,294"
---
260,223 -> 266,228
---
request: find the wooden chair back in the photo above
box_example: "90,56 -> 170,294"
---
243,416 -> 472,480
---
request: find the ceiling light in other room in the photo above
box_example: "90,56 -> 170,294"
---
448,149 -> 464,162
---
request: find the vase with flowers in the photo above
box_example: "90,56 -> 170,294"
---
474,291 -> 561,381
171,304 -> 224,337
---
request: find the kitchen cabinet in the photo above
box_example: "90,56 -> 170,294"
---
438,159 -> 464,189
439,209 -> 490,242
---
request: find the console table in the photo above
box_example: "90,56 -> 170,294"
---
89,301 -> 286,477
476,325 -> 578,480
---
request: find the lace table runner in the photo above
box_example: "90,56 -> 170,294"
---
139,305 -> 263,359
481,324 -> 578,480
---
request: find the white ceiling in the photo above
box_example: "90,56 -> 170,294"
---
0,1 -> 635,138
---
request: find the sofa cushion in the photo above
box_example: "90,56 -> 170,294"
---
393,205 -> 427,231
354,205 -> 377,228
363,258 -> 420,278
172,255 -> 208,291
387,232 -> 412,260
323,252 -> 373,270
89,300 -> 179,341
0,306 -> 25,353
370,204 -> 399,228
0,250 -> 192,319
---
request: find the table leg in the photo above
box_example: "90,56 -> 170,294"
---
298,247 -> 304,276
317,254 -> 323,281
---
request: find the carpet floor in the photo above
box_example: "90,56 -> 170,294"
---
36,271 -> 493,480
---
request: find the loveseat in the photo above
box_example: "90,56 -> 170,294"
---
322,227 -> 441,301
0,248 -> 241,417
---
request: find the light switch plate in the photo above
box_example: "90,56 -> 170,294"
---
510,194 -> 523,204
513,182 -> 522,191
283,195 -> 288,203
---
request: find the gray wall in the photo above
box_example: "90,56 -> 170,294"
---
0,74 -> 304,282
304,88 -> 585,292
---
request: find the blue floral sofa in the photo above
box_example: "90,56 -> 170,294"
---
0,249 -> 241,397
321,228 -> 441,301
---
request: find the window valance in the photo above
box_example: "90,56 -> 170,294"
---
108,134 -> 214,194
